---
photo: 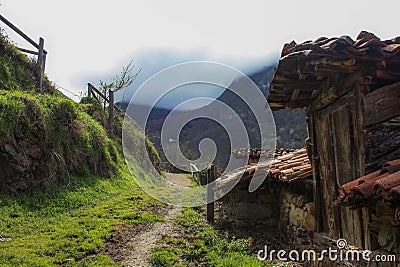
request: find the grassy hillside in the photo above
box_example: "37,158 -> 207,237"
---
0,32 -> 161,193
0,32 -> 165,265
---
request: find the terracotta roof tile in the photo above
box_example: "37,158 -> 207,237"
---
269,31 -> 400,110
337,158 -> 400,207
338,169 -> 382,197
216,148 -> 311,190
374,171 -> 400,192
387,185 -> 400,201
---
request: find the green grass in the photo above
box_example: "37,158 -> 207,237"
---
150,209 -> 270,267
0,89 -> 120,185
0,162 -> 164,266
0,29 -> 165,266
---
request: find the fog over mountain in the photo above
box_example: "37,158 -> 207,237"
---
83,49 -> 279,109
121,63 -> 308,169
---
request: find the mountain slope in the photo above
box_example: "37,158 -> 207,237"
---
143,64 -> 308,168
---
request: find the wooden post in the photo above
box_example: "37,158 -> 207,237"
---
87,83 -> 92,97
207,164 -> 216,224
42,52 -> 47,73
108,89 -> 114,134
37,37 -> 44,91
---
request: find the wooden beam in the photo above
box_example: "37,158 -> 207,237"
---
363,82 -> 400,126
288,89 -> 300,108
17,47 -> 39,55
88,83 -> 109,102
272,80 -> 322,91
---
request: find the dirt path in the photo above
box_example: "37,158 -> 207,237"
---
165,172 -> 192,187
104,173 -> 191,266
104,206 -> 182,267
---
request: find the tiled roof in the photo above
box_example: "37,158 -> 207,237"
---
268,31 -> 400,110
281,31 -> 400,59
215,148 -> 312,190
337,159 -> 400,207
232,148 -> 296,164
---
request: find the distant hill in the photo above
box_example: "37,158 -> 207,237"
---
124,64 -> 308,169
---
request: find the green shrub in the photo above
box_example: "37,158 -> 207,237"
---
150,248 -> 179,267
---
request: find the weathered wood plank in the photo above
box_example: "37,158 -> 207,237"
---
363,82 -> 400,126
272,80 -> 322,91
331,103 -> 355,186
366,146 -> 400,174
307,111 -> 323,232
316,108 -> 340,238
365,115 -> 400,162
362,208 -> 370,250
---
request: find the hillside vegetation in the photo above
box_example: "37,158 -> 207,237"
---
0,32 -> 165,265
0,33 -> 124,193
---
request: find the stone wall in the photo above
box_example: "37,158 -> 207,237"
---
232,182 -> 280,230
221,179 -> 315,243
279,188 -> 315,246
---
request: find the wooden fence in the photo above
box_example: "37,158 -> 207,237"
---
87,83 -> 125,133
0,13 -> 47,90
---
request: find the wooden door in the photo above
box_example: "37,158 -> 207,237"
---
314,91 -> 365,247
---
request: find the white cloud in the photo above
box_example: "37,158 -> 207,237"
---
1,0 -> 399,100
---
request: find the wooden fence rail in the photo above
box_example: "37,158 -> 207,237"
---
0,13 -> 47,90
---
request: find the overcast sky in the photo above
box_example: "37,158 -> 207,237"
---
1,0 -> 399,103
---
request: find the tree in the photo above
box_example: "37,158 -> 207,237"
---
99,60 -> 141,109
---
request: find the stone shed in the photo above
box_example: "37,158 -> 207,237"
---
216,148 -> 315,245
268,31 -> 400,265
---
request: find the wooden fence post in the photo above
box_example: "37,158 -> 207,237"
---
87,83 -> 92,97
108,89 -> 114,134
37,37 -> 44,91
207,164 -> 216,224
